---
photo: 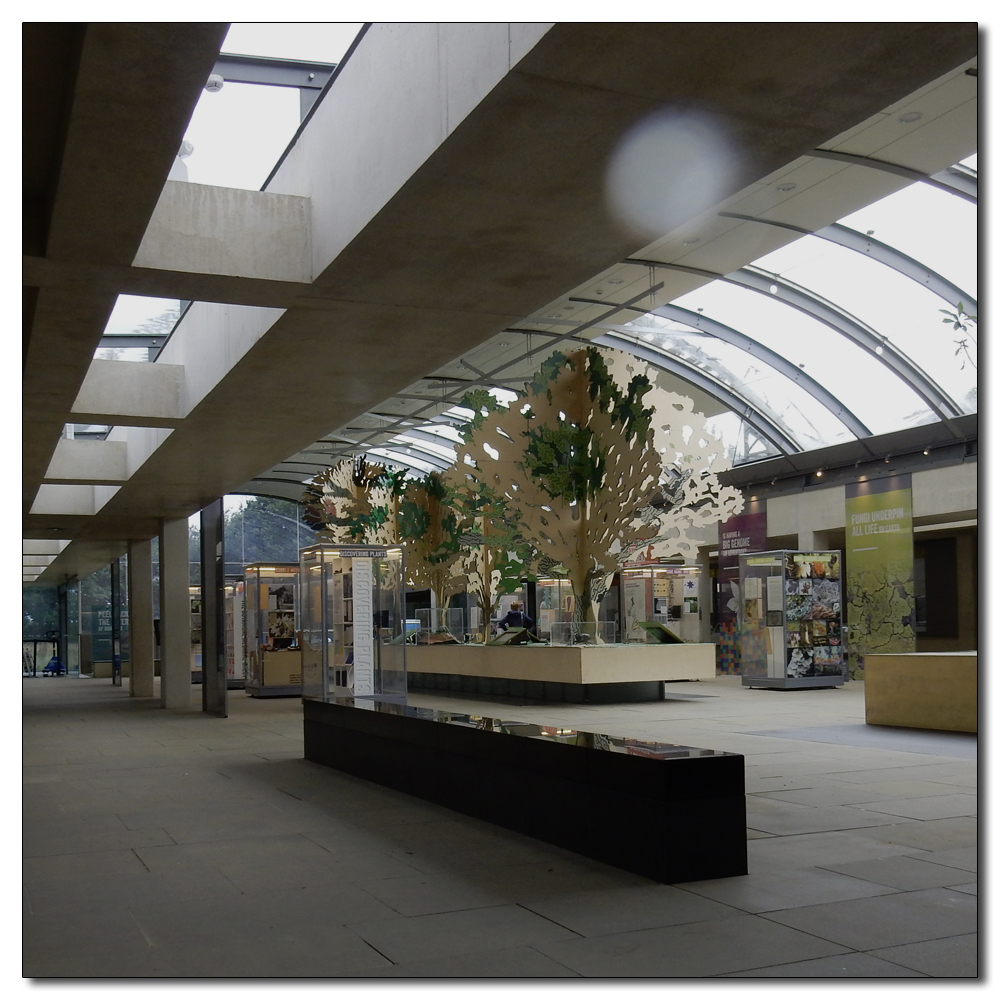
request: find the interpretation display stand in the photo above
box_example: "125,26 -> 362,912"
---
299,544 -> 407,704
244,563 -> 302,698
739,550 -> 845,689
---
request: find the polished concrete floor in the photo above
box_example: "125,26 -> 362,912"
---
23,674 -> 978,979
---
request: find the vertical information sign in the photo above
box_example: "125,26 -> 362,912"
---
845,475 -> 915,678
351,558 -> 374,695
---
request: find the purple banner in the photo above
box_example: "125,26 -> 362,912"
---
718,507 -> 767,627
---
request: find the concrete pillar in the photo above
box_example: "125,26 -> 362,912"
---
127,539 -> 155,697
159,517 -> 192,709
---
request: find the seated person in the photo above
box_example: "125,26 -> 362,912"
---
496,602 -> 535,631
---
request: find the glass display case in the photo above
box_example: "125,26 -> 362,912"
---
535,576 -> 572,640
299,544 -> 407,703
739,550 -> 844,689
621,563 -> 701,642
224,579 -> 246,689
244,563 -> 302,697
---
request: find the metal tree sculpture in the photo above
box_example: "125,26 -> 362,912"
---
458,347 -> 743,630
397,472 -> 468,607
599,350 -> 744,564
302,458 -> 407,544
451,475 -> 536,634
458,348 -> 663,628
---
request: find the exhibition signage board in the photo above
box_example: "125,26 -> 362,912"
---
845,475 -> 915,678
717,504 -> 767,674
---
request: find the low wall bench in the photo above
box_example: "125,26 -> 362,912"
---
864,651 -> 978,733
303,697 -> 748,884
405,642 -> 717,704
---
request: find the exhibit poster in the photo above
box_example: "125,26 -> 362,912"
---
718,505 -> 768,625
845,475 -> 915,678
718,504 -> 767,673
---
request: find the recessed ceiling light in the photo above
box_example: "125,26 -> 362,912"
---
898,112 -> 923,124
682,237 -> 700,245
776,182 -> 797,192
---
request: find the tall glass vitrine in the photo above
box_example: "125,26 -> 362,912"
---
244,563 -> 302,697
739,550 -> 845,689
299,544 -> 407,703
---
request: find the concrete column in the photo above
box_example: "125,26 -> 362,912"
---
159,517 -> 192,709
127,539 -> 155,697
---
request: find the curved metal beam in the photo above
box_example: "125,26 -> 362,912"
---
591,332 -> 799,455
809,148 -> 977,204
717,212 -> 976,311
573,296 -> 872,440
625,257 -> 965,424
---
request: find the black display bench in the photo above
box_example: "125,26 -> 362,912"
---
303,698 -> 747,884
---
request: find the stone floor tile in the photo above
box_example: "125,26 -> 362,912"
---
720,951 -> 926,976
349,904 -> 580,964
356,871 -> 511,916
533,913 -> 848,977
22,847 -> 151,884
370,945 -> 581,977
745,798 -> 901,836
850,793 -> 977,821
821,853 -> 980,891
762,887 -> 978,951
682,865 -> 899,913
852,816 -> 978,852
746,830 -> 925,872
870,933 -> 979,977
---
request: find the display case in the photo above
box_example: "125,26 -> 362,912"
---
299,544 -> 407,703
739,550 -> 844,689
244,563 -> 302,698
621,563 -> 701,642
189,587 -> 202,683
224,579 -> 246,689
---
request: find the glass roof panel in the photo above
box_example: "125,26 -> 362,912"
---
703,411 -> 783,466
754,237 -> 976,413
222,22 -> 364,63
836,183 -> 977,300
181,82 -> 301,190
671,281 -> 936,435
619,321 -> 854,451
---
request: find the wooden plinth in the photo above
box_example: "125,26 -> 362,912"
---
865,651 -> 977,733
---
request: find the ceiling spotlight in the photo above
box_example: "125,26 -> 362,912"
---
884,455 -> 891,463
923,449 -> 930,456
815,470 -> 823,477
776,182 -> 797,192
498,341 -> 510,347
898,112 -> 923,124
770,479 -> 776,486
750,495 -> 757,501
204,73 -> 225,93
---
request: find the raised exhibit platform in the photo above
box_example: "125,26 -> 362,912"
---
865,651 -> 977,733
303,697 -> 748,884
406,642 -> 715,703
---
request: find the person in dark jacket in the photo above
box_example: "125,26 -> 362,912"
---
496,602 -> 534,631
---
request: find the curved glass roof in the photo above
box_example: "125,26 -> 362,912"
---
352,160 -> 977,476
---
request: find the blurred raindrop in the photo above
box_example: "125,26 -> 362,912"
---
605,108 -> 739,239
